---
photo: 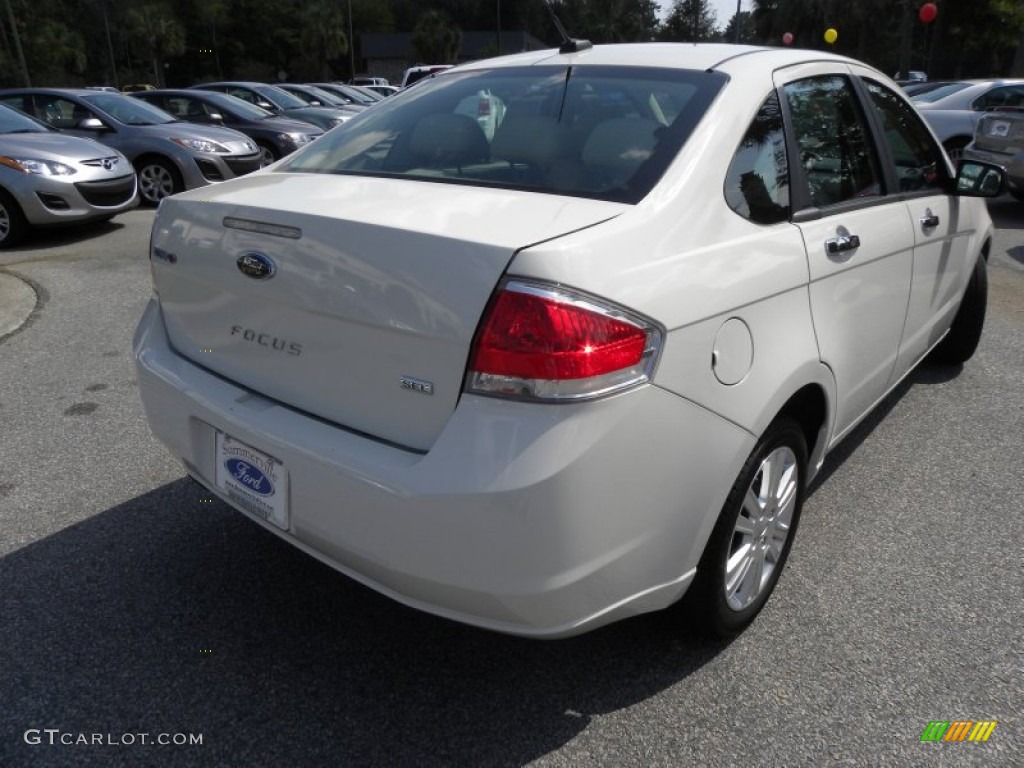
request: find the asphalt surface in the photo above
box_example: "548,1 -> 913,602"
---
0,200 -> 1022,767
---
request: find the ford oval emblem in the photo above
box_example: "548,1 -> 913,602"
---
224,458 -> 275,495
236,251 -> 276,280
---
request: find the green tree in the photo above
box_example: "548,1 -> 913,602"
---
125,1 -> 185,87
662,0 -> 718,42
412,9 -> 461,63
296,0 -> 349,80
723,10 -> 755,43
23,18 -> 86,84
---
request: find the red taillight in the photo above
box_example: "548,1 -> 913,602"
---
466,281 -> 661,401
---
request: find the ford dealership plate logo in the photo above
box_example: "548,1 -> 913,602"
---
236,251 -> 276,280
224,458 -> 275,495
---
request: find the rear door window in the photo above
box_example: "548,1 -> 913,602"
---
783,76 -> 883,209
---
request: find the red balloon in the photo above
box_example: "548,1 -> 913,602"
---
782,32 -> 794,45
919,3 -> 938,23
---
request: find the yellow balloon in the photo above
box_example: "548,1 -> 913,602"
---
824,28 -> 838,44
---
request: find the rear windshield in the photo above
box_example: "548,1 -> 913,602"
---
281,65 -> 727,204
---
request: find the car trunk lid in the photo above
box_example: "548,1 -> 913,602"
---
150,172 -> 625,450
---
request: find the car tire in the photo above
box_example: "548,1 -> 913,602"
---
685,417 -> 807,638
135,158 -> 182,206
257,143 -> 279,167
929,256 -> 987,365
0,189 -> 29,249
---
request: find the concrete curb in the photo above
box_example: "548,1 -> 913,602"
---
0,270 -> 37,340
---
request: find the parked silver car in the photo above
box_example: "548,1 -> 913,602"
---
912,79 -> 1024,161
964,109 -> 1024,201
0,104 -> 136,248
0,89 -> 262,205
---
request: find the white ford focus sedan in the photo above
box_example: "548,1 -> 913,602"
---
134,44 -> 1004,638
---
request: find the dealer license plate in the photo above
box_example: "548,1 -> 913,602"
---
988,120 -> 1010,138
214,432 -> 289,530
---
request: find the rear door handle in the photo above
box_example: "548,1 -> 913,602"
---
920,213 -> 940,228
825,234 -> 861,255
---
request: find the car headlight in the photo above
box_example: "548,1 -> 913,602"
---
0,156 -> 77,176
277,132 -> 312,146
169,137 -> 230,153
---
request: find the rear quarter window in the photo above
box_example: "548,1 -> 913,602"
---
724,93 -> 791,224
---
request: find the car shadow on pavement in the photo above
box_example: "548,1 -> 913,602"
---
2,219 -> 126,255
0,477 -> 727,767
986,196 -> 1023,231
807,361 -> 958,494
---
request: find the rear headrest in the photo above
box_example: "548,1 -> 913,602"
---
490,116 -> 565,166
407,113 -> 489,167
581,118 -> 658,170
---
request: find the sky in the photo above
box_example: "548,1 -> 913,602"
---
710,0 -> 748,30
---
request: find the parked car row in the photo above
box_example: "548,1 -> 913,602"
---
912,78 -> 1024,160
0,78 -> 403,246
4,66 -> 1019,249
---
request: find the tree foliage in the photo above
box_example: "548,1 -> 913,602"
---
661,0 -> 718,42
0,0 -> 1020,88
411,9 -> 461,63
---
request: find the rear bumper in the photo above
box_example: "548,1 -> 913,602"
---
133,298 -> 754,637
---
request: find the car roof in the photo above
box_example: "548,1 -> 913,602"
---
452,43 -> 860,75
193,81 -> 268,88
0,87 -> 123,96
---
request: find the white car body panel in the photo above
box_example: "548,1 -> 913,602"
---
153,176 -> 624,451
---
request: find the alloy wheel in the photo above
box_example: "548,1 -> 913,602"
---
724,445 -> 799,611
138,164 -> 176,203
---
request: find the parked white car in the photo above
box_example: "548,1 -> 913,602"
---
134,44 -> 1004,638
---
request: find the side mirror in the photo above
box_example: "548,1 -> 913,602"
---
207,113 -> 224,124
78,117 -> 106,131
256,101 -> 276,111
955,160 -> 1007,197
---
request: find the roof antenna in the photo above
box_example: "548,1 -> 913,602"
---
543,0 -> 593,54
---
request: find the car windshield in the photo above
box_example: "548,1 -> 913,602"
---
208,92 -> 274,120
0,104 -> 50,133
293,85 -> 343,106
82,93 -> 177,125
912,82 -> 972,103
317,85 -> 358,104
282,65 -> 726,204
352,86 -> 384,101
333,84 -> 374,104
256,86 -> 307,110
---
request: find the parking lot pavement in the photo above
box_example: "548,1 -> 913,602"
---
0,202 -> 1021,767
